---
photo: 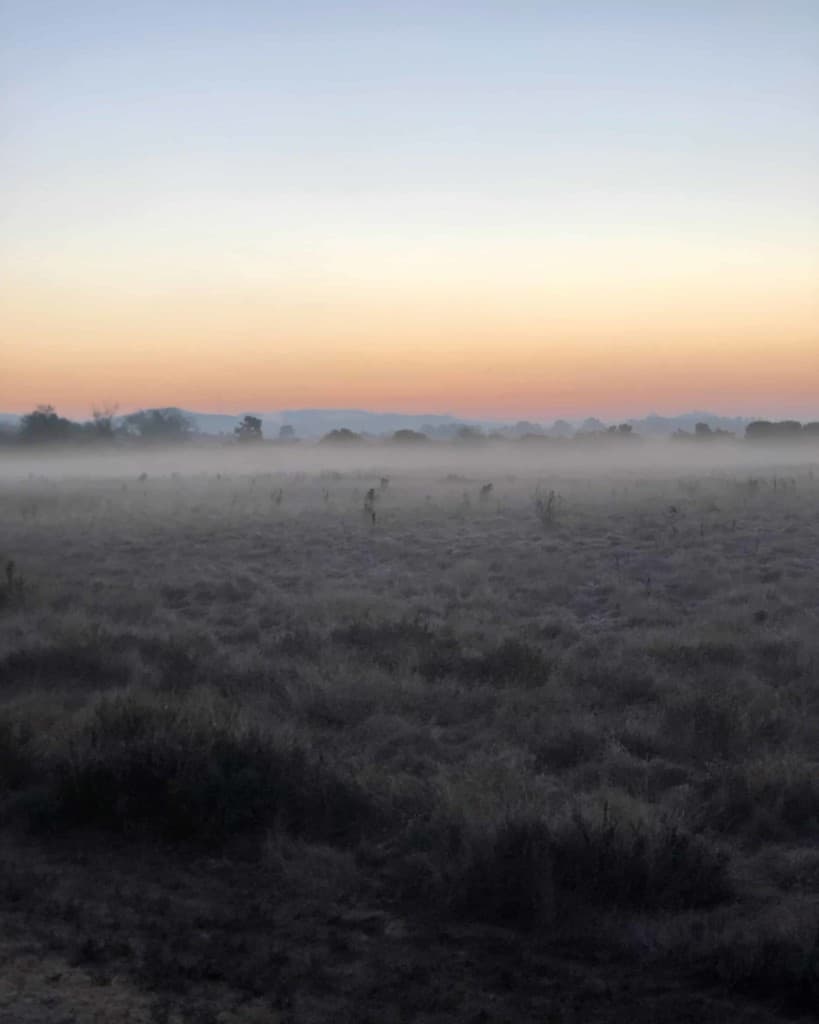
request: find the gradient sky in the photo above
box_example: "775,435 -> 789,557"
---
2,1 -> 818,420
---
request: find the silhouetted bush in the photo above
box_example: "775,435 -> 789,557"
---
391,429 -> 429,443
448,807 -> 732,929
18,405 -> 79,444
41,694 -> 375,845
746,420 -> 804,441
123,408 -> 194,443
319,428 -> 364,444
234,415 -> 263,442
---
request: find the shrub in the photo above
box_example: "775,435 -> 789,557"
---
533,721 -> 607,771
278,626 -> 322,660
753,637 -> 806,683
1,631 -> 131,689
649,639 -> 744,671
332,617 -> 461,677
694,757 -> 819,842
42,693 -> 375,845
661,686 -> 789,762
534,488 -> 558,528
699,907 -> 819,1012
450,817 -> 555,929
442,805 -> 732,930
0,716 -> 36,791
0,560 -> 25,611
460,639 -> 551,688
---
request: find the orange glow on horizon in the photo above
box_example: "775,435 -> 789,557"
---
3,231 -> 817,421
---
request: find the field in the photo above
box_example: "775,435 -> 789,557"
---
1,443 -> 818,1023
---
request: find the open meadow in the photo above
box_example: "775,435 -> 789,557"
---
1,442 -> 818,1023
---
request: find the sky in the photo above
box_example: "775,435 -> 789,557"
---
1,1 -> 818,421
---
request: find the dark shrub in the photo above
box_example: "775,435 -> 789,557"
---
333,618 -> 460,677
650,640 -> 744,671
694,759 -> 819,842
44,694 -> 374,845
461,639 -> 551,688
533,723 -> 606,771
1,635 -> 130,688
278,626 -> 322,660
449,807 -> 731,929
753,638 -> 805,684
663,688 -> 789,762
704,918 -> 819,1012
0,717 -> 36,791
451,818 -> 555,929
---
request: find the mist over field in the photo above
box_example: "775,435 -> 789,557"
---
3,428 -> 818,480
2,439 -> 819,1022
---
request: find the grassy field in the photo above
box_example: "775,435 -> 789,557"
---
1,444 -> 818,1022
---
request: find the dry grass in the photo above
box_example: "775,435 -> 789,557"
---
1,447 -> 818,1021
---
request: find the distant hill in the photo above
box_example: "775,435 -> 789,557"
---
179,409 -> 466,438
624,412 -> 751,436
278,409 -> 463,438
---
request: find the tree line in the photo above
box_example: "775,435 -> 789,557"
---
0,406 -> 195,446
2,406 -> 818,447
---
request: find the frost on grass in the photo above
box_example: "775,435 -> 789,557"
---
1,445 -> 818,1013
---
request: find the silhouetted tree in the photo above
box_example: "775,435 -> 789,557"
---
89,404 -> 119,440
695,422 -> 712,437
234,415 -> 263,442
123,408 -> 194,443
745,421 -> 773,440
18,405 -> 78,444
319,428 -> 363,444
746,420 -> 803,441
579,417 -> 606,434
391,429 -> 429,443
510,420 -> 544,438
278,424 -> 296,441
454,426 -> 485,444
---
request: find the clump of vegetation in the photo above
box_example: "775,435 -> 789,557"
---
37,693 -> 375,845
333,616 -> 450,673
534,487 -> 559,527
460,638 -> 551,687
1,627 -> 132,688
0,560 -> 25,610
4,461 -> 819,1017
696,907 -> 819,1012
694,756 -> 819,842
319,428 -> 363,444
0,716 -> 36,792
443,804 -> 732,929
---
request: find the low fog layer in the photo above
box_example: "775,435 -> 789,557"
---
1,436 -> 818,485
